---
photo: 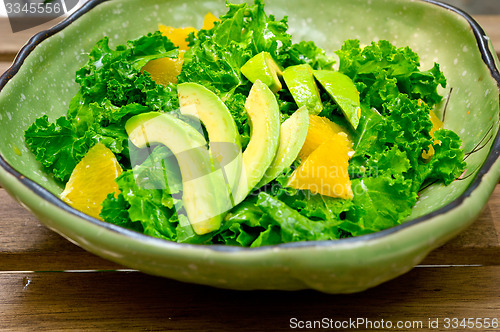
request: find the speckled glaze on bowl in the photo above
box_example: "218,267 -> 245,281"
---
0,0 -> 499,293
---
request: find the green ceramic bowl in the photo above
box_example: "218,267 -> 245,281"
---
0,0 -> 499,293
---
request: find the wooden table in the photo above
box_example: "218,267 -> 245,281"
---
1,15 -> 499,331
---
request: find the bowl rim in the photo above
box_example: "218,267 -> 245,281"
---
0,0 -> 499,253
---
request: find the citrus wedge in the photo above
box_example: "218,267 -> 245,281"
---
422,110 -> 444,160
159,24 -> 196,50
142,51 -> 184,86
202,12 -> 220,30
288,134 -> 353,200
299,115 -> 352,160
60,143 -> 122,220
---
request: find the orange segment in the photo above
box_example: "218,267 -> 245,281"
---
159,24 -> 197,50
158,12 -> 219,51
429,109 -> 443,136
299,115 -> 352,160
60,143 -> 122,220
288,134 -> 353,200
141,51 -> 184,85
202,12 -> 220,30
422,110 -> 444,160
150,12 -> 219,85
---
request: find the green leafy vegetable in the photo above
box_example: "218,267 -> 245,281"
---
425,129 -> 467,185
348,175 -> 417,233
336,39 -> 446,110
24,116 -> 94,182
25,0 -> 467,248
25,31 -> 181,180
179,0 -> 335,146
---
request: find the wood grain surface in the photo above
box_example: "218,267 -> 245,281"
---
0,12 -> 499,332
0,267 -> 498,331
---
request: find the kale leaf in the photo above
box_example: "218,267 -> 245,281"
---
336,39 -> 446,110
25,32 -> 180,181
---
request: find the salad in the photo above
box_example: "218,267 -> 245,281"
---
24,0 -> 466,247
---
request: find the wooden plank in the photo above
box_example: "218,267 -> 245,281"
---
0,17 -> 64,61
490,183 -> 500,244
0,266 -> 498,331
422,199 -> 500,265
0,62 -> 12,76
0,189 -> 123,271
0,186 -> 499,272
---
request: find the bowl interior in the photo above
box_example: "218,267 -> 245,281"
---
0,0 -> 499,219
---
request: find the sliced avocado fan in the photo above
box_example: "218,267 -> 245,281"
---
283,64 -> 323,115
177,82 -> 242,198
233,80 -> 281,204
240,52 -> 284,93
125,112 -> 232,235
314,70 -> 362,130
257,106 -> 309,187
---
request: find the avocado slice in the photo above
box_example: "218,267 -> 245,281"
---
177,83 -> 242,195
314,70 -> 362,129
240,52 -> 284,93
126,112 -> 232,235
233,80 -> 281,204
283,65 -> 323,115
257,106 -> 309,187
